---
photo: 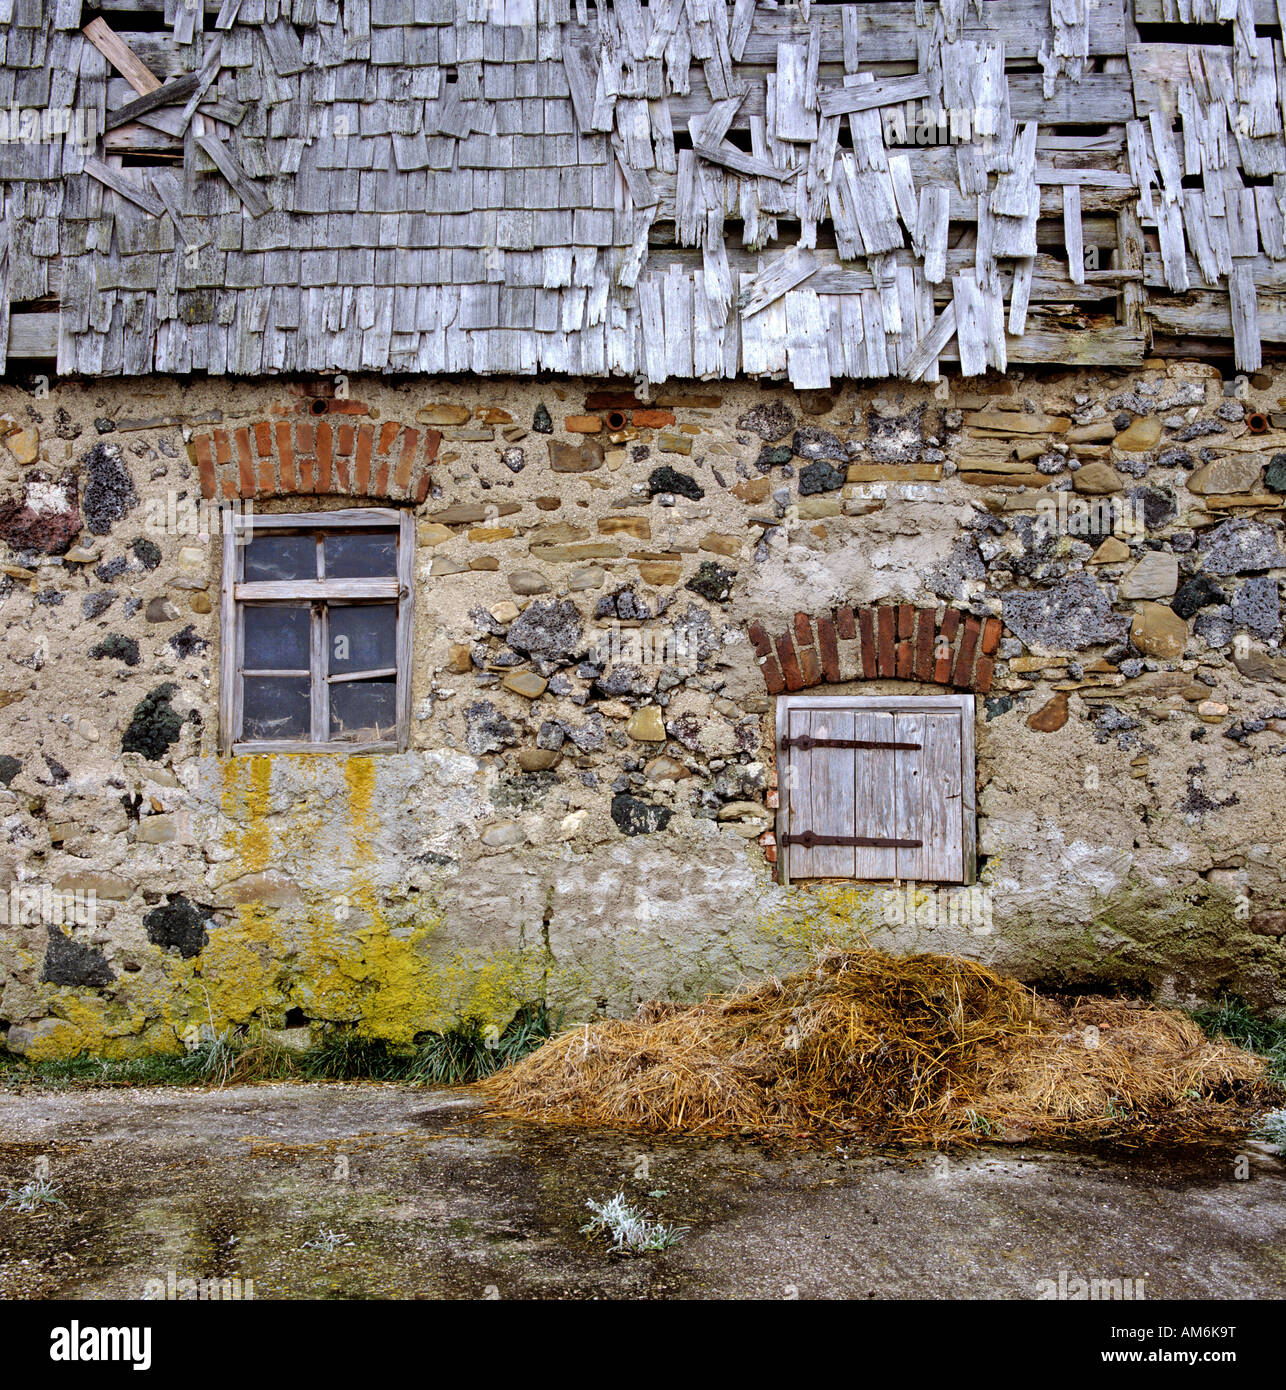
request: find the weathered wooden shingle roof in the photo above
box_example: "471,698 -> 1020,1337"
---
0,0 -> 1283,382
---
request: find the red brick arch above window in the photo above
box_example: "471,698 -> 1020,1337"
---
190,411 -> 439,504
747,605 -> 1001,697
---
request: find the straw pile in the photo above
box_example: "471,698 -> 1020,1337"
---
482,950 -> 1276,1145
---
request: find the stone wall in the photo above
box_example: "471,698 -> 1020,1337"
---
0,362 -> 1283,1060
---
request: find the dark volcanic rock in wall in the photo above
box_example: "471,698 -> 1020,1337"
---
865,405 -> 927,463
593,663 -> 656,698
1172,574 -> 1227,619
791,427 -> 847,462
122,683 -> 184,760
53,407 -> 81,442
755,445 -> 793,472
1232,577 -> 1280,638
1126,485 -> 1178,531
131,537 -> 162,570
464,700 -> 521,756
670,602 -> 720,662
0,755 -> 20,785
685,561 -> 735,603
1001,573 -> 1128,650
1198,519 -> 1286,575
41,926 -> 115,987
82,591 -> 116,620
506,599 -> 584,663
926,537 -> 986,601
90,633 -> 140,667
648,465 -> 704,500
1194,612 -> 1233,648
611,793 -> 673,836
96,556 -> 129,582
169,624 -> 209,659
797,461 -> 846,494
143,897 -> 212,959
81,442 -> 138,534
737,400 -> 796,442
614,588 -> 652,621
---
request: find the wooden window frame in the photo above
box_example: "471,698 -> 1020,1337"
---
774,693 -> 976,888
219,508 -> 414,755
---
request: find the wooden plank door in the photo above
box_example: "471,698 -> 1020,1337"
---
852,708 -> 899,880
784,705 -> 858,879
894,710 -> 964,882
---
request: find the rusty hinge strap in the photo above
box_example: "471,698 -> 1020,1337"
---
782,832 -> 923,849
780,736 -> 922,752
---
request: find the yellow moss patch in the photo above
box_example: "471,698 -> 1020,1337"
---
220,755 -> 274,873
753,882 -> 886,953
343,757 -> 377,859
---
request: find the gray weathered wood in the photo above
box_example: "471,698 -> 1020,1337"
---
738,245 -> 817,316
801,707 -> 858,878
904,300 -> 957,381
7,313 -> 59,358
1008,256 -> 1034,335
235,578 -> 400,601
243,509 -> 403,529
1229,260 -> 1263,370
83,157 -> 165,216
1063,182 -> 1085,286
310,600 -> 327,744
196,132 -> 272,217
818,72 -> 930,118
894,711 -> 964,884
774,41 -> 816,142
104,72 -> 201,130
693,139 -> 796,180
219,523 -> 238,755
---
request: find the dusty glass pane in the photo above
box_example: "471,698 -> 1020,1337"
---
324,531 -> 396,578
330,680 -> 396,742
242,677 -> 310,741
243,533 -> 315,581
243,605 -> 310,671
328,603 -> 396,674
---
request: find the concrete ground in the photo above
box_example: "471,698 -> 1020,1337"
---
0,1082 -> 1282,1300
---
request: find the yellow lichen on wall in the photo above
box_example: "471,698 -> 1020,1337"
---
221,754 -> 274,873
24,965 -> 196,1061
343,756 -> 376,858
183,752 -> 544,1045
753,881 -> 887,954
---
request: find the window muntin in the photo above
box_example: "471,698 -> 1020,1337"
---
220,509 -> 413,754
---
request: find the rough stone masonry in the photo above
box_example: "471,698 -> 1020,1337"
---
0,363 -> 1283,1060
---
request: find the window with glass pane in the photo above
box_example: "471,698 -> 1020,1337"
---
221,510 -> 411,754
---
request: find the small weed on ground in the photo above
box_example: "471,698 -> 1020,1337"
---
581,1192 -> 689,1256
1257,1108 -> 1286,1149
3,1177 -> 66,1214
300,1226 -> 353,1253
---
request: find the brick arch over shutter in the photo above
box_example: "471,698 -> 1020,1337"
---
190,405 -> 440,504
747,605 -> 1001,696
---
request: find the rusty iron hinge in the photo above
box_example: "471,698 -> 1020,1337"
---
780,736 -> 922,752
781,831 -> 923,849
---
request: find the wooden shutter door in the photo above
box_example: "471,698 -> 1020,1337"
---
784,704 -> 857,879
851,709 -> 898,879
894,710 -> 964,883
778,696 -> 975,885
